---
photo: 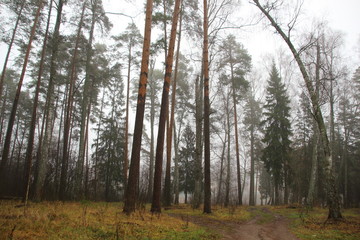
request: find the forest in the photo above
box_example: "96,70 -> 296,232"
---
0,0 -> 360,238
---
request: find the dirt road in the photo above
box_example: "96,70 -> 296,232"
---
170,207 -> 299,240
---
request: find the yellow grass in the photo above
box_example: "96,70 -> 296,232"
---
0,201 -> 217,240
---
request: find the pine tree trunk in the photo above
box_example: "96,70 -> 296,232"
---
249,127 -> 255,206
0,0 -> 43,192
173,121 -> 180,204
164,8 -> 183,207
217,134 -> 226,204
23,0 -> 52,204
59,1 -> 87,201
94,89 -> 106,200
147,62 -> 155,202
253,0 -> 342,219
193,74 -> 203,209
151,0 -> 182,213
123,0 -> 154,214
225,98 -> 230,208
35,0 -> 64,202
124,41 -> 132,191
230,61 -> 242,206
76,0 -> 97,199
203,0 -> 211,214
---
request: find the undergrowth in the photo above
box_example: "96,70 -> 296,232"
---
0,201 -> 217,240
165,204 -> 251,223
272,205 -> 360,240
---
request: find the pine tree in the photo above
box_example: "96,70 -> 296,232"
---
261,63 -> 292,205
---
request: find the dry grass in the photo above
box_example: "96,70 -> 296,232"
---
271,206 -> 360,240
0,200 -> 217,240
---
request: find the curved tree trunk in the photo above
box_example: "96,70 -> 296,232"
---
253,0 -> 342,219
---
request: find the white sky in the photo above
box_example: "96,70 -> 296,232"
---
102,0 -> 360,66
1,0 -> 359,72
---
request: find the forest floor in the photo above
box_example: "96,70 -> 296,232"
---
0,200 -> 359,239
168,206 -> 298,239
166,204 -> 360,240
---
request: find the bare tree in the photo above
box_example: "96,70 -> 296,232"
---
252,0 -> 342,219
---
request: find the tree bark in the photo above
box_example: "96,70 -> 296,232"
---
225,100 -> 231,208
193,74 -> 203,209
151,0 -> 181,213
203,0 -> 211,214
217,132 -> 226,204
123,0 -> 154,214
249,124 -> 255,206
173,121 -> 180,204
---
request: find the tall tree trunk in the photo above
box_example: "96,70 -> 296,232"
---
0,0 -> 25,100
59,1 -> 87,201
35,0 -> 64,202
230,60 -> 242,206
0,0 -> 43,192
123,0 -> 154,215
124,39 -> 132,191
253,0 -> 342,219
76,0 -> 97,199
203,0 -> 211,214
307,43 -> 321,207
193,74 -> 203,209
225,102 -> 231,208
23,0 -> 52,204
147,60 -> 156,202
94,89 -> 106,200
164,7 -> 183,207
151,0 -> 181,213
173,121 -> 180,204
217,133 -> 226,204
249,126 -> 255,206
0,87 -> 9,147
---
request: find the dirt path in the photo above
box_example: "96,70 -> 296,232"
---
169,207 -> 299,240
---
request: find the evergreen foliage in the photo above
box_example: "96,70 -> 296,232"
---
261,63 -> 292,205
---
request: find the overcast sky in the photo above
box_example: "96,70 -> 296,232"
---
105,0 -> 360,69
1,0 -> 359,76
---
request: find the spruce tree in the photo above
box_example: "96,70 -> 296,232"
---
261,63 -> 292,205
